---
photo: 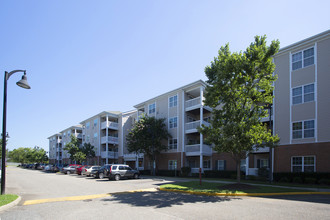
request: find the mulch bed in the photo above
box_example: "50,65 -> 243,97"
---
218,183 -> 259,190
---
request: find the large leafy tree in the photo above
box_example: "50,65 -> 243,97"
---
126,115 -> 171,175
63,134 -> 80,162
81,143 -> 96,164
201,36 -> 280,183
73,152 -> 86,164
8,147 -> 48,164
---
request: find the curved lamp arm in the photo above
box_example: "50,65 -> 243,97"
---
5,70 -> 26,80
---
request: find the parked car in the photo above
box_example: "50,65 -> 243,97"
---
90,166 -> 101,178
62,165 -> 81,174
96,164 -> 139,180
81,166 -> 100,177
76,165 -> 88,175
44,164 -> 54,172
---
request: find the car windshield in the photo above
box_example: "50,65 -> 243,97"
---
92,166 -> 100,170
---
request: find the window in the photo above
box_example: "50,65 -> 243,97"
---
257,159 -> 269,168
292,47 -> 314,71
169,95 -> 178,108
292,84 -> 314,105
93,119 -> 97,128
63,132 -> 66,137
292,120 -> 314,139
86,135 -> 90,142
148,103 -> 156,114
86,122 -> 90,129
292,156 -> 315,172
169,117 -> 177,128
94,133 -> 98,143
168,160 -> 177,170
168,138 -> 177,150
217,160 -> 226,171
203,160 -> 210,169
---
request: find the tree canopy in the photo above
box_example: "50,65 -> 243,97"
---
201,35 -> 280,182
126,115 -> 171,175
63,135 -> 80,162
8,147 -> 48,164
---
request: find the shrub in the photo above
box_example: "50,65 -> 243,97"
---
246,175 -> 257,180
204,170 -> 244,179
304,177 -> 317,184
258,167 -> 269,178
279,177 -> 290,183
292,176 -> 303,183
181,167 -> 191,177
318,178 -> 330,185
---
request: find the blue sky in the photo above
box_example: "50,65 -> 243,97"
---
0,0 -> 329,152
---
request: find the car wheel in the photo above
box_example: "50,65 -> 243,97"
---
134,173 -> 139,179
114,174 -> 120,181
99,173 -> 104,179
66,171 -> 70,175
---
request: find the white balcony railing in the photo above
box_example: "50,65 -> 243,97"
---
101,136 -> 119,144
77,133 -> 83,139
185,120 -> 210,132
101,151 -> 119,158
185,97 -> 201,109
185,144 -> 212,156
101,121 -> 119,130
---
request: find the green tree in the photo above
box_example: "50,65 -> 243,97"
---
81,143 -> 96,164
201,36 -> 280,183
126,115 -> 171,175
8,147 -> 48,164
63,134 -> 80,162
73,152 -> 86,164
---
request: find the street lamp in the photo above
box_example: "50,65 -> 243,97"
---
1,70 -> 30,195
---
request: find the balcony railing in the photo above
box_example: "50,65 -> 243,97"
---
101,121 -> 119,130
101,136 -> 119,144
185,96 -> 201,109
185,144 -> 212,156
101,151 -> 119,158
185,120 -> 210,132
77,133 -> 83,139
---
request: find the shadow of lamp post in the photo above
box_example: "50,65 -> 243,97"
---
1,70 -> 30,195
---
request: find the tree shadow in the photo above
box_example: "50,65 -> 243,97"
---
258,194 -> 330,205
101,190 -> 240,208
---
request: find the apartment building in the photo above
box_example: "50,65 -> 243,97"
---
60,125 -> 83,164
272,30 -> 330,173
133,80 -> 215,173
48,133 -> 62,165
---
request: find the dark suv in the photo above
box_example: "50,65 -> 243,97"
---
97,164 -> 140,180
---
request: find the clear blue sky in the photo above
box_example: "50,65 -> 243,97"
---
0,0 -> 329,152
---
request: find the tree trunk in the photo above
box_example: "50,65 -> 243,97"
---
236,160 -> 241,183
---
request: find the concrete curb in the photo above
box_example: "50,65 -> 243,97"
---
159,188 -> 330,197
0,196 -> 21,212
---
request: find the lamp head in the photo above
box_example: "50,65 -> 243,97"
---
16,72 -> 31,89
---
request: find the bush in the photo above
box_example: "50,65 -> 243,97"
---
279,177 -> 290,183
181,167 -> 191,177
139,170 -> 151,175
156,170 -> 176,177
204,170 -> 245,179
318,178 -> 330,185
246,175 -> 257,180
258,167 -> 269,178
292,176 -> 303,183
304,177 -> 317,184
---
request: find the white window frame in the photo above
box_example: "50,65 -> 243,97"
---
148,103 -> 156,114
169,95 -> 178,108
291,47 -> 314,71
292,119 -> 315,139
292,83 -> 315,105
168,138 -> 178,150
168,160 -> 177,170
93,119 -> 98,128
203,160 -> 211,169
217,160 -> 225,171
169,117 -> 178,129
86,122 -> 90,129
291,156 -> 316,172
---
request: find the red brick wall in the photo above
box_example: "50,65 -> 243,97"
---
157,153 -> 181,170
274,142 -> 330,172
212,152 -> 237,171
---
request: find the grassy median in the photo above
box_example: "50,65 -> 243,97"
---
0,194 -> 18,207
159,181 -> 311,194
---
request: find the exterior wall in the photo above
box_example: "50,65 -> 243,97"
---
157,152 -> 181,170
212,153 -> 236,171
274,142 -> 330,172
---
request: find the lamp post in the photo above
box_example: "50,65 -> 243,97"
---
1,70 -> 30,195
265,104 -> 273,183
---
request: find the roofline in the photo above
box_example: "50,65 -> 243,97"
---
134,79 -> 207,108
47,133 -> 62,139
79,111 -> 121,124
59,125 -> 83,133
121,109 -> 137,116
276,29 -> 330,56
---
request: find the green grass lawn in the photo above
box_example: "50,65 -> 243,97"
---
159,181 -> 312,194
0,194 -> 18,207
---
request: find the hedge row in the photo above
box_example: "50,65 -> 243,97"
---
273,172 -> 330,185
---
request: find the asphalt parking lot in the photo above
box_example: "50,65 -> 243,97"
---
1,166 -> 330,220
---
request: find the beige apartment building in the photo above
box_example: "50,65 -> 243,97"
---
272,29 -> 330,173
48,133 -> 62,165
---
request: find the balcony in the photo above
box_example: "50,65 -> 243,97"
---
261,108 -> 273,122
57,139 -> 62,144
185,144 -> 212,156
191,167 -> 211,173
101,136 -> 119,145
123,153 -> 144,161
101,121 -> 119,130
77,133 -> 83,139
101,151 -> 118,158
185,120 -> 210,133
185,97 -> 201,111
251,146 -> 270,153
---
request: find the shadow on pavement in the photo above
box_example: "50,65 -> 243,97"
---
101,190 -> 239,208
259,194 -> 330,205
